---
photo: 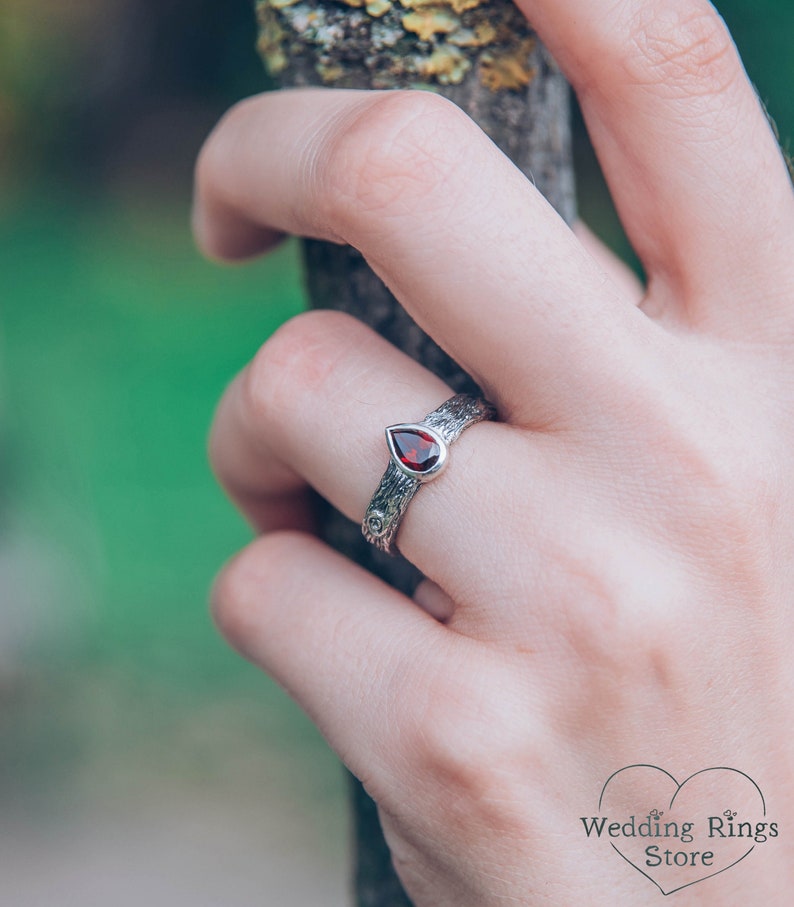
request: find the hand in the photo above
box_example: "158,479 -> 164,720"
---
193,0 -> 794,903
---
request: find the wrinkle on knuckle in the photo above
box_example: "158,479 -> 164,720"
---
315,91 -> 468,236
622,2 -> 738,100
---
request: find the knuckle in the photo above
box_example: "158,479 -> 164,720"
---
399,660 -> 534,826
622,2 -> 738,98
315,90 -> 469,233
556,543 -> 680,668
685,440 -> 781,536
241,310 -> 354,423
210,531 -> 304,654
617,373 -> 785,577
648,415 -> 784,603
705,450 -> 784,569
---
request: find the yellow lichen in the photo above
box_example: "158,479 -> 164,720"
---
402,8 -> 459,42
418,44 -> 470,84
479,38 -> 536,91
399,0 -> 483,14
317,62 -> 345,82
365,0 -> 393,15
256,0 -> 539,93
447,20 -> 496,47
256,7 -> 289,75
472,21 -> 497,44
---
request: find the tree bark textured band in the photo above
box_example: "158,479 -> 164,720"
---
362,394 -> 497,556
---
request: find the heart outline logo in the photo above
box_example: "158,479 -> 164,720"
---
598,764 -> 766,896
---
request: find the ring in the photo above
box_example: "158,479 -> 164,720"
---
362,394 -> 497,555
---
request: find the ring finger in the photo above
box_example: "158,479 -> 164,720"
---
209,308 -> 553,594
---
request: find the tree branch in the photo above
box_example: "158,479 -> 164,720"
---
253,1 -> 575,902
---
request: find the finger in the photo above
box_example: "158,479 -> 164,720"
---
208,401 -> 318,535
517,0 -> 794,333
209,309 -> 552,590
192,204 -> 285,263
572,222 -> 644,306
194,88 -> 656,426
212,530 -> 460,794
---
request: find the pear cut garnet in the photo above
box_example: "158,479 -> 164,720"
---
388,428 -> 442,474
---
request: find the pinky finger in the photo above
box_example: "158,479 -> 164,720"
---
212,530 -> 458,792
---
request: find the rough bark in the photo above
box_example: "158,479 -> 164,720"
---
253,1 -> 575,903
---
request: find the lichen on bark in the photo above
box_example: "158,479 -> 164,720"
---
255,0 -> 538,91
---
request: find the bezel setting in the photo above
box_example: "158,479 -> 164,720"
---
362,394 -> 496,555
385,423 -> 448,482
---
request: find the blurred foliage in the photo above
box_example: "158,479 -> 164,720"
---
0,194 -> 314,812
0,0 -> 266,191
0,5 -> 297,812
0,198 -> 302,663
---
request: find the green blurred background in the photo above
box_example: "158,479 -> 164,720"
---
0,1 -> 791,903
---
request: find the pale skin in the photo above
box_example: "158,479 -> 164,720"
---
193,0 -> 794,902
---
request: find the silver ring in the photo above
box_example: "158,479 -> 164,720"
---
362,394 -> 497,556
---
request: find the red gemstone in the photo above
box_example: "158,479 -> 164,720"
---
389,428 -> 441,473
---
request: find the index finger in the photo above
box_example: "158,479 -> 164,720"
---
194,88 -> 657,428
